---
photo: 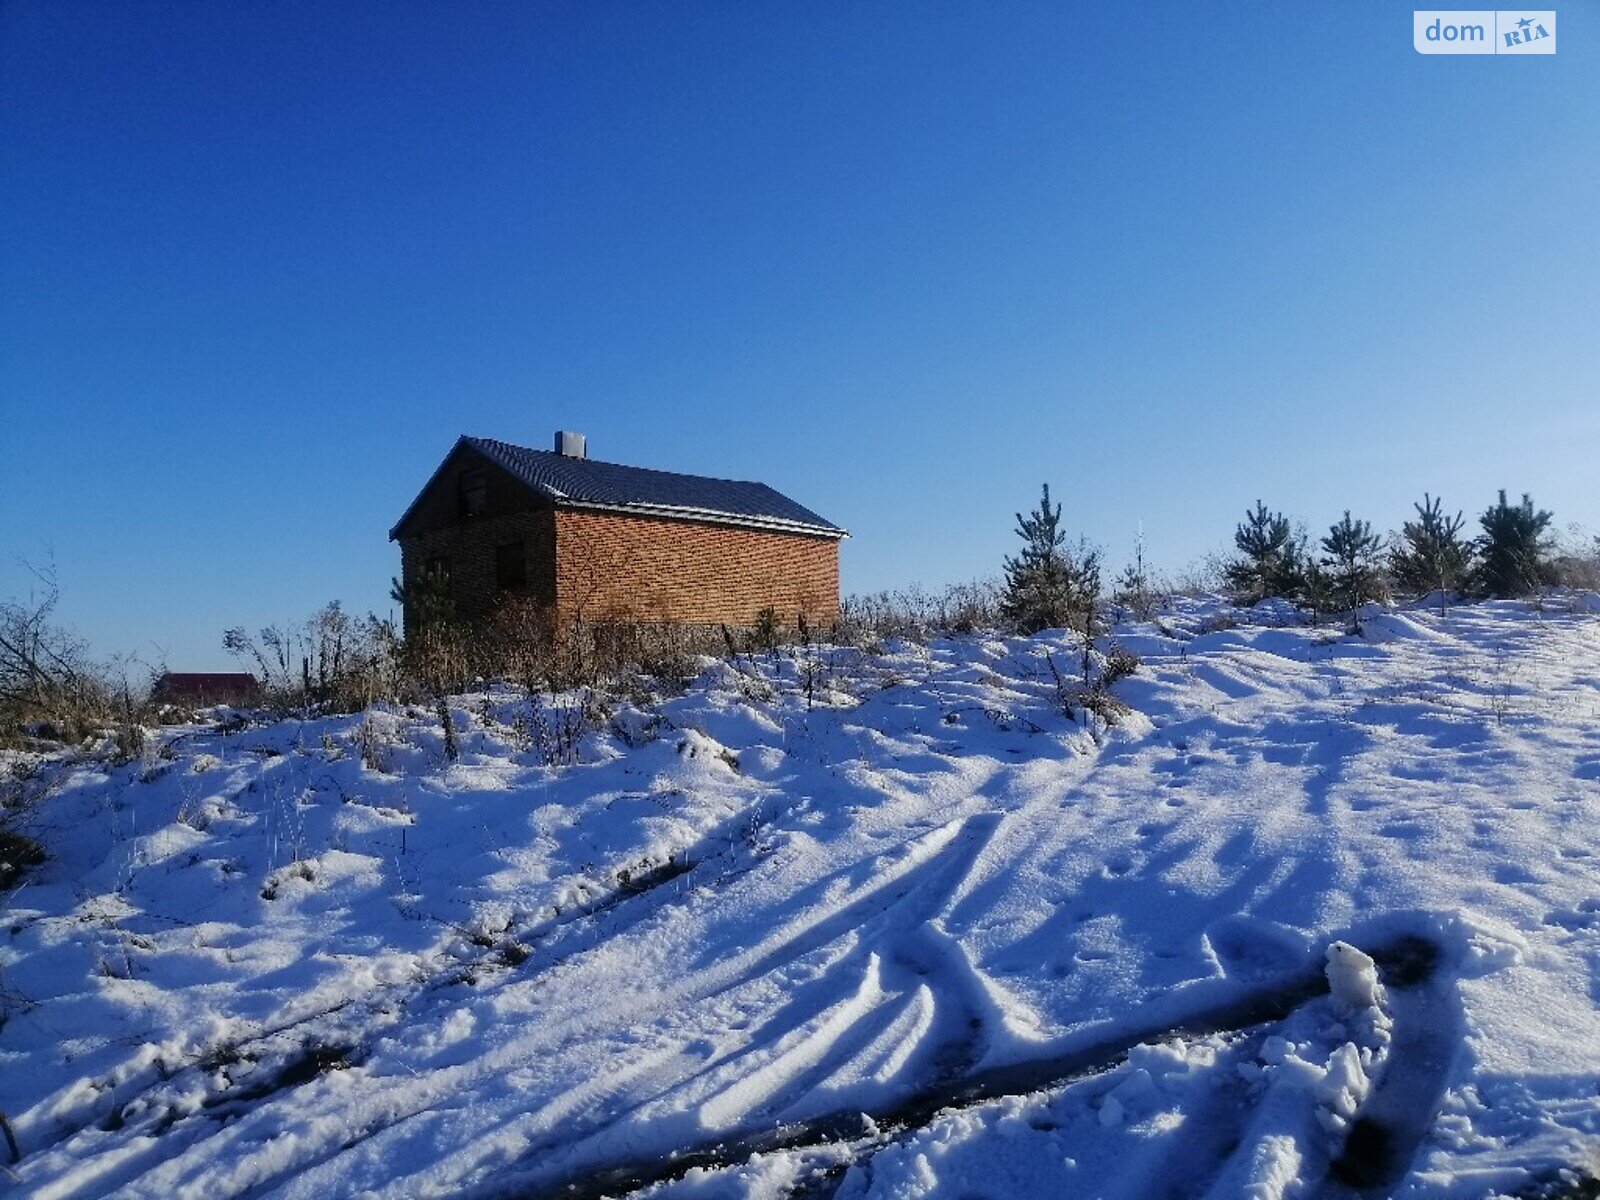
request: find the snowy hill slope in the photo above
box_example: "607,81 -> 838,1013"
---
3,598 -> 1599,1198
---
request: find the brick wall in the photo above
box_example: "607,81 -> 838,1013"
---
553,509 -> 839,626
399,510 -> 557,625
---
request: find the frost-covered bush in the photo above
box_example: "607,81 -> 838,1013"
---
1100,644 -> 1141,687
838,580 -> 1003,643
1547,526 -> 1600,592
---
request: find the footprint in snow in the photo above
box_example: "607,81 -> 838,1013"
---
1544,901 -> 1600,931
1102,852 -> 1135,877
1492,863 -> 1542,885
1202,915 -> 1309,982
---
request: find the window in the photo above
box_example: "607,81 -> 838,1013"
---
495,539 -> 527,590
458,467 -> 487,517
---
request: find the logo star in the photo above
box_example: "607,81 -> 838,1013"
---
1517,16 -> 1533,28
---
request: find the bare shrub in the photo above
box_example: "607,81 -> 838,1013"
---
572,619 -> 716,691
1167,554 -> 1228,597
223,602 -> 398,714
515,690 -> 605,766
0,567 -> 120,745
1549,526 -> 1600,591
1100,643 -> 1142,687
634,623 -> 705,692
356,711 -> 397,772
837,580 -> 1002,644
476,594 -> 559,691
472,596 -> 717,695
718,626 -> 778,702
750,606 -> 783,653
1045,649 -> 1134,728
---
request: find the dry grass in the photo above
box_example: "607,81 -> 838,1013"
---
0,826 -> 45,891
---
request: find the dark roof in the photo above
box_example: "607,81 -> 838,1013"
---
391,436 -> 846,539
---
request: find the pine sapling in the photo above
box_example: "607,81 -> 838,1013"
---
1320,511 -> 1386,614
1389,494 -> 1471,600
1000,484 -> 1099,636
1115,525 -> 1155,620
1224,501 -> 1308,604
1475,490 -> 1553,599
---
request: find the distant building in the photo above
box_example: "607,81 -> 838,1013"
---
152,673 -> 263,707
389,433 -> 845,630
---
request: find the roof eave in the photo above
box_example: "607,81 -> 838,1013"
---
556,498 -> 847,539
389,435 -> 470,542
388,436 -> 560,541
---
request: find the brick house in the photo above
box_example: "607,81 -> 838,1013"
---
151,673 -> 263,707
389,433 -> 845,631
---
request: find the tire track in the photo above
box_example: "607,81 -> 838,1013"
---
37,814 -> 1002,1200
509,934 -> 1454,1200
11,790 -> 788,1192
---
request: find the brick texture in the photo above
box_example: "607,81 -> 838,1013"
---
552,509 -> 839,626
400,510 -> 557,621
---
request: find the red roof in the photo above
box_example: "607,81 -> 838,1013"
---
153,673 -> 262,699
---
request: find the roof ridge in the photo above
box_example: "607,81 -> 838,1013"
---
463,435 -> 774,491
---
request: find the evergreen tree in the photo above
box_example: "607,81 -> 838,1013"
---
389,564 -> 468,703
1114,527 -> 1155,620
1001,484 -> 1100,634
1319,511 -> 1386,612
1475,490 -> 1553,598
1224,502 -> 1307,603
1077,546 -> 1104,633
1389,494 -> 1471,598
1300,560 -> 1336,621
390,563 -> 455,632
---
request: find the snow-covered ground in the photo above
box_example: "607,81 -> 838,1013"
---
3,596 -> 1599,1199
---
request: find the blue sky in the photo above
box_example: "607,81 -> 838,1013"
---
3,2 -> 1596,671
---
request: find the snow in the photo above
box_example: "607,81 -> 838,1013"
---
1326,941 -> 1383,1012
2,596 -> 1599,1197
